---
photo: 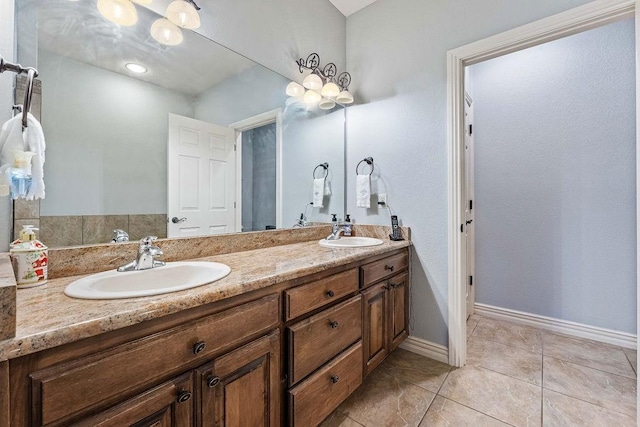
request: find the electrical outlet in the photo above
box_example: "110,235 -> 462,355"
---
378,193 -> 388,206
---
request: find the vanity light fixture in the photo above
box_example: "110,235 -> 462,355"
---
166,0 -> 201,29
150,18 -> 184,46
97,0 -> 138,26
125,63 -> 147,74
286,53 -> 354,108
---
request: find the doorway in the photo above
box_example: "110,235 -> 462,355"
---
446,0 -> 639,368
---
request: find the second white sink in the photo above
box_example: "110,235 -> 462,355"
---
65,261 -> 231,300
319,237 -> 384,248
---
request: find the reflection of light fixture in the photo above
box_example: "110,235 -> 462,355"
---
131,0 -> 152,3
125,63 -> 147,74
286,82 -> 305,97
286,53 -> 354,109
97,0 -> 138,26
303,90 -> 322,105
150,18 -> 184,46
166,0 -> 201,29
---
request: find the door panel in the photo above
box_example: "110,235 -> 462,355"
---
390,273 -> 409,351
362,283 -> 388,376
464,93 -> 475,318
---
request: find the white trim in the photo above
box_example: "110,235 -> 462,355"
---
447,0 -> 638,368
229,109 -> 283,231
399,336 -> 449,364
475,303 -> 637,349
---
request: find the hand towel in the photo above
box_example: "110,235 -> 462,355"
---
356,174 -> 371,208
324,176 -> 332,196
24,113 -> 46,200
313,178 -> 325,207
0,115 -> 25,197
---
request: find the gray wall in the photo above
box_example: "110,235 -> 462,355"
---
346,0 -> 597,346
469,19 -> 636,333
38,50 -> 194,216
0,0 -> 15,249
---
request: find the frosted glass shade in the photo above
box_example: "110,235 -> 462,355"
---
303,74 -> 323,90
286,82 -> 305,97
319,98 -> 336,110
131,0 -> 152,4
303,90 -> 321,105
166,0 -> 201,29
336,90 -> 354,104
97,0 -> 138,26
151,18 -> 184,46
321,82 -> 340,98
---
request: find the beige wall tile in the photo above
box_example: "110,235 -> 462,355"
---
13,199 -> 39,220
82,215 -> 129,245
39,216 -> 83,247
129,214 -> 167,240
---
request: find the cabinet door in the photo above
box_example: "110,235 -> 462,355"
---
198,331 -> 280,427
75,373 -> 194,427
362,282 -> 388,376
389,272 -> 409,351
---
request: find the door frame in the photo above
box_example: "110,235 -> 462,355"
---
446,0 -> 638,368
229,109 -> 283,232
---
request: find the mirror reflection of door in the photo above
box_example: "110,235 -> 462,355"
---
240,123 -> 277,231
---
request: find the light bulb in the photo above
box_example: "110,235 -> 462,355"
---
97,0 -> 138,26
319,98 -> 336,110
125,63 -> 147,74
336,90 -> 354,104
286,82 -> 305,97
302,74 -> 323,90
303,90 -> 321,105
166,0 -> 201,29
150,18 -> 184,46
321,82 -> 340,98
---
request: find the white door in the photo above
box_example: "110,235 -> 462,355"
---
464,92 -> 476,319
167,114 -> 236,238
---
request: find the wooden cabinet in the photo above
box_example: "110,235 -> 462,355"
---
197,331 -> 280,427
362,254 -> 410,377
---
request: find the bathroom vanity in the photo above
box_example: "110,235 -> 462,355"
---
0,227 -> 410,426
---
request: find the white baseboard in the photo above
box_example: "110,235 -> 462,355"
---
399,336 -> 449,364
474,303 -> 637,349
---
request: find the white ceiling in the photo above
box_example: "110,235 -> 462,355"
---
329,0 -> 379,17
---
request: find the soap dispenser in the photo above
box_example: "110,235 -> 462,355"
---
344,214 -> 352,236
9,225 -> 48,288
8,150 -> 35,200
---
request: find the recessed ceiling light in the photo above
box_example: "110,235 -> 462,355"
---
125,63 -> 147,74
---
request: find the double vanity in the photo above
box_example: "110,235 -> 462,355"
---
0,225 -> 410,426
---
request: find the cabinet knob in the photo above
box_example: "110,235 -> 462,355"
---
326,290 -> 335,298
329,320 -> 339,329
207,375 -> 220,388
177,391 -> 192,403
385,265 -> 395,272
389,283 -> 397,289
330,375 -> 340,384
193,341 -> 207,355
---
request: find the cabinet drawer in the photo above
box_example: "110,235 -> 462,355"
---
285,268 -> 358,321
288,342 -> 363,427
288,295 -> 361,385
30,294 -> 279,426
360,252 -> 408,288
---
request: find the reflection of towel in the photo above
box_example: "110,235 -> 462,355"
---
24,114 -> 46,200
0,115 -> 25,197
324,176 -> 332,196
356,174 -> 370,208
313,178 -> 324,207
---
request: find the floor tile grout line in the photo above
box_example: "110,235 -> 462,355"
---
543,387 -> 638,420
621,347 -> 637,376
468,330 -> 542,355
463,361 -> 542,387
542,354 -> 637,381
431,394 -> 519,427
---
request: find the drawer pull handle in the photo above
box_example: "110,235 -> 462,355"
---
385,265 -> 395,272
193,341 -> 207,354
389,283 -> 397,289
329,321 -> 339,329
207,375 -> 221,388
177,391 -> 192,403
331,375 -> 340,384
326,290 -> 335,298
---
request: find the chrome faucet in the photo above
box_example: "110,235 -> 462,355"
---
112,229 -> 129,243
326,222 -> 347,241
117,236 -> 166,272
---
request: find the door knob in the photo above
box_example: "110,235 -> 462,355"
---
172,217 -> 187,224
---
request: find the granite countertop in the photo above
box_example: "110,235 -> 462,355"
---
0,239 -> 410,361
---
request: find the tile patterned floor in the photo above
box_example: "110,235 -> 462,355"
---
321,314 -> 637,427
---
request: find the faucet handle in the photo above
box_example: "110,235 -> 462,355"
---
139,236 -> 158,251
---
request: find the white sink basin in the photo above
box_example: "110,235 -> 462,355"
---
65,261 -> 231,300
318,237 -> 384,248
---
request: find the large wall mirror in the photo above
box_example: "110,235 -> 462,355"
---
15,0 -> 345,247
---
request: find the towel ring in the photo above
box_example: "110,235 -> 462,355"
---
356,157 -> 374,176
313,162 -> 329,179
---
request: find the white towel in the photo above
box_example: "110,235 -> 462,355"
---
313,178 -> 325,207
324,176 -> 332,196
0,113 -> 46,199
24,114 -> 46,200
356,174 -> 371,208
